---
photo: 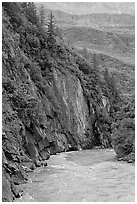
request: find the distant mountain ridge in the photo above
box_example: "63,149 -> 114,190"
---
36,9 -> 134,30
35,2 -> 135,15
35,2 -> 135,62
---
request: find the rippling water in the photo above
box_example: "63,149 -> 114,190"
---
15,149 -> 135,202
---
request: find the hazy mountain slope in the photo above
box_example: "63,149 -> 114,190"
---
37,8 -> 135,28
36,2 -> 135,15
36,6 -> 134,62
62,26 -> 134,55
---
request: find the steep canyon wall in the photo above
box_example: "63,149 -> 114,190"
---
2,3 -> 111,201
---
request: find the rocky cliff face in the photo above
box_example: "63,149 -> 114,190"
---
2,3 -> 111,201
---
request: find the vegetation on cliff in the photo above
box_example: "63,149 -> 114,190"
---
2,2 -> 135,202
78,48 -> 135,162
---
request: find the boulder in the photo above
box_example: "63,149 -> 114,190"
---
39,149 -> 50,160
30,163 -> 36,170
41,161 -> 48,167
34,160 -> 42,167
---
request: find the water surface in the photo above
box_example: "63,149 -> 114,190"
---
15,149 -> 135,202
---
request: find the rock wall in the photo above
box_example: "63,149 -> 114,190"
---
2,3 -> 111,201
2,54 -> 96,201
52,68 -> 93,149
2,34 -> 94,201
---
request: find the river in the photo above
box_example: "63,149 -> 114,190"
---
15,149 -> 135,202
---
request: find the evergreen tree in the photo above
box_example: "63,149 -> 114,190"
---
93,53 -> 98,70
103,68 -> 121,117
105,70 -> 119,100
81,47 -> 89,59
38,5 -> 46,28
103,68 -> 111,88
47,12 -> 56,48
22,2 -> 39,25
